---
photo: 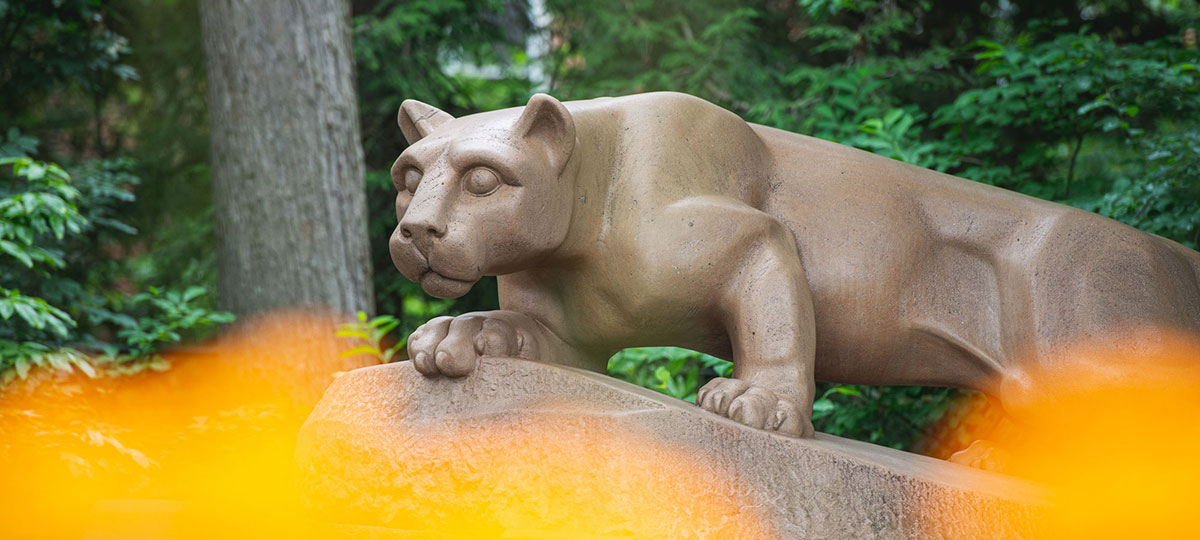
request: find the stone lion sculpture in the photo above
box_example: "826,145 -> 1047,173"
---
388,91 -> 1200,439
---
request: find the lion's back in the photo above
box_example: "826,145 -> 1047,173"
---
566,93 -> 774,206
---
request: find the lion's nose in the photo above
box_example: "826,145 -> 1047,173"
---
398,188 -> 448,248
399,219 -> 445,242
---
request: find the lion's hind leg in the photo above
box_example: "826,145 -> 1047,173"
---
998,214 -> 1200,420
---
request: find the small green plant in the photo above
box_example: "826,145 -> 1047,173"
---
337,311 -> 406,364
607,347 -> 732,403
98,286 -> 235,364
0,285 -> 234,385
0,342 -> 95,383
851,108 -> 939,167
1,152 -> 89,383
811,384 -> 966,450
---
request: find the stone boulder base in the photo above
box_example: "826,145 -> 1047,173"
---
296,359 -> 1044,538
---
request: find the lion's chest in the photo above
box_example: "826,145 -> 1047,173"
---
554,264 -> 666,348
523,243 -> 732,357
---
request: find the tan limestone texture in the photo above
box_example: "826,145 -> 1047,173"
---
296,358 -> 1046,538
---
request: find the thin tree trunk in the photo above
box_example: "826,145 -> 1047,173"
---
199,0 -> 372,318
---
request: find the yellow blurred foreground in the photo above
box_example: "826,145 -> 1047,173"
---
0,311 -> 771,539
0,311 -> 376,538
2,313 -> 1199,538
950,329 -> 1200,538
298,408 -> 774,538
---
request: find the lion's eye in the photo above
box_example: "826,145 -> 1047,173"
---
403,168 -> 422,193
463,167 -> 501,196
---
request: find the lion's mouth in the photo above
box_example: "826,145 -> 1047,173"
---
390,232 -> 478,298
420,268 -> 474,284
420,256 -> 477,283
418,270 -> 476,299
417,256 -> 479,297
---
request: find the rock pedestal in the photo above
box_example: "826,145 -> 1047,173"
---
296,359 -> 1044,538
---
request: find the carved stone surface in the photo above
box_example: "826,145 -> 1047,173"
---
386,92 -> 1200,440
296,359 -> 1046,538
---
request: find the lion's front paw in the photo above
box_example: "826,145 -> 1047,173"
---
406,314 -> 525,377
696,377 -> 814,438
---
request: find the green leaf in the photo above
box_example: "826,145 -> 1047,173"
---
0,240 -> 33,267
15,357 -> 30,379
13,303 -> 41,328
72,357 -> 98,378
1076,99 -> 1109,115
654,366 -> 670,386
182,286 -> 207,302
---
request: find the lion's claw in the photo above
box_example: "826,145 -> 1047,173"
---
407,314 -> 523,378
697,377 -> 814,437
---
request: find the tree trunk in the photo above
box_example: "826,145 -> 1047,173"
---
200,0 -> 372,318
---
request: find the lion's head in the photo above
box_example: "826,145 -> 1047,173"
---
389,94 -> 578,298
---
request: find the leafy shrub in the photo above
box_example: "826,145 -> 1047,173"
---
0,132 -> 232,385
812,384 -> 966,450
607,347 -> 732,402
930,30 -> 1200,202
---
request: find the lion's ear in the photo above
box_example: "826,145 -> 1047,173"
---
514,93 -> 576,172
397,99 -> 454,144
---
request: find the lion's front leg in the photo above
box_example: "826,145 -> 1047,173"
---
695,219 -> 817,438
406,310 -> 587,377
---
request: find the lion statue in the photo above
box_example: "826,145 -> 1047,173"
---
388,91 -> 1200,441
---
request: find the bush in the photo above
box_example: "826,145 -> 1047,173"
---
0,132 -> 232,385
607,347 -> 732,402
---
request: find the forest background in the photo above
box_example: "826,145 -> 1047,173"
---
2,0 -> 1197,454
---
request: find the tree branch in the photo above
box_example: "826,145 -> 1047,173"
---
1065,133 -> 1084,198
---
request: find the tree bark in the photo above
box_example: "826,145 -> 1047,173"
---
200,0 -> 372,318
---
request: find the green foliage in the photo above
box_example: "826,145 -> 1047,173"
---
354,0 -> 532,121
0,342 -> 96,386
852,108 -> 938,166
0,133 -> 232,385
2,0 -> 216,300
1,148 -> 86,342
812,384 -> 965,450
112,0 -> 216,295
99,286 -> 235,363
337,311 -> 406,364
931,30 -> 1200,200
607,347 -> 732,402
547,0 -> 769,100
1078,130 -> 1200,245
0,0 -> 139,127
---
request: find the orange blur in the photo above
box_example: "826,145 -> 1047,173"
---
948,329 -> 1200,538
6,311 -> 1198,538
0,312 -> 770,539
0,311 -> 378,539
300,412 -> 773,538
